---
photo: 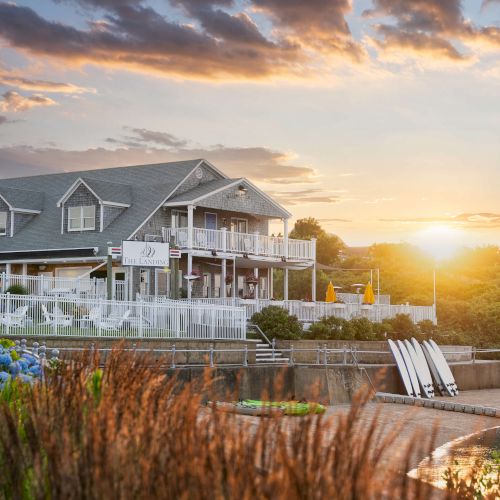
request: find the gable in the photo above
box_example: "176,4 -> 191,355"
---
168,160 -> 225,199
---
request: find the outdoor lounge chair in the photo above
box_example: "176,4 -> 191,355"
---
94,309 -> 131,331
41,304 -> 73,327
0,305 -> 29,328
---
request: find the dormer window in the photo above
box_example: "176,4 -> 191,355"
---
68,206 -> 95,231
0,211 -> 6,235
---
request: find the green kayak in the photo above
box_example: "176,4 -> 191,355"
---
240,399 -> 326,416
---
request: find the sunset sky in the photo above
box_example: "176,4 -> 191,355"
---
0,0 -> 499,256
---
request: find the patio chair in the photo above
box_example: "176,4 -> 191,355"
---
94,309 -> 131,331
0,305 -> 29,328
41,304 -> 73,327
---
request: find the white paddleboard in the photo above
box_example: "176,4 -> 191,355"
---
410,338 -> 435,397
428,340 -> 458,395
422,341 -> 455,397
397,340 -> 421,398
388,339 -> 414,397
419,341 -> 446,395
404,339 -> 434,398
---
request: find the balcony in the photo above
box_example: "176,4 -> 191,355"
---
162,227 -> 315,262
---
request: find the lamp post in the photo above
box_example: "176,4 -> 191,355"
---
106,241 -> 113,300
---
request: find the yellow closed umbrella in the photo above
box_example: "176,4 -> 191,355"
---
363,282 -> 375,305
325,281 -> 337,303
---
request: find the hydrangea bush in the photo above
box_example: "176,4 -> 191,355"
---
0,339 -> 42,390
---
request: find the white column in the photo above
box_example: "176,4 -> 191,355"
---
283,218 -> 289,259
221,258 -> 227,298
254,267 -> 259,300
128,267 -> 134,301
232,258 -> 236,299
21,263 -> 27,275
311,237 -> 317,302
187,204 -> 194,249
269,267 -> 273,299
284,268 -> 289,301
187,253 -> 193,299
5,263 -> 11,275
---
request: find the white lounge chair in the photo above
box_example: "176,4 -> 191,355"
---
41,304 -> 73,327
0,305 -> 28,328
94,309 -> 131,331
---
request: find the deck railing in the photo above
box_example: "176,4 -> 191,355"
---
0,273 -> 128,301
162,227 -> 315,261
0,293 -> 246,340
141,296 -> 436,324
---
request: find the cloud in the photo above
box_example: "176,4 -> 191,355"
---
0,72 -> 94,94
0,129 -> 317,184
268,188 -> 340,205
365,0 -> 500,61
0,1 -> 360,81
318,217 -> 351,223
380,213 -> 500,229
0,91 -> 57,112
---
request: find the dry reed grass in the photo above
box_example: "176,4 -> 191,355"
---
0,347 -> 441,499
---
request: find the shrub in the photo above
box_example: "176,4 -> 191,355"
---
251,305 -> 302,340
305,316 -> 351,340
5,284 -> 29,295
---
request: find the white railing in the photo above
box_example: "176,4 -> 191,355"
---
0,293 -> 246,340
0,273 -> 128,301
163,227 -> 315,261
142,296 -> 436,324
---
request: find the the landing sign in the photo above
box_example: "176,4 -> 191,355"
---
122,241 -> 169,267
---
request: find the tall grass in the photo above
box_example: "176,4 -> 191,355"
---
0,348 -> 437,499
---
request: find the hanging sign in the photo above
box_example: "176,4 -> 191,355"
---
122,240 -> 170,267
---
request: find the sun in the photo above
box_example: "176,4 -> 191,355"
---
412,224 -> 463,261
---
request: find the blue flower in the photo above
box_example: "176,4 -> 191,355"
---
17,374 -> 34,385
0,353 -> 12,368
18,359 -> 29,372
8,361 -> 21,376
0,371 -> 10,383
28,365 -> 41,377
21,354 -> 37,366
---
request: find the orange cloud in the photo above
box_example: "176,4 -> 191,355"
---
0,91 -> 56,112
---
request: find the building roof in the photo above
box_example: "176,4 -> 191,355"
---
80,177 -> 133,206
166,178 -> 238,204
0,159 -> 205,257
0,186 -> 44,212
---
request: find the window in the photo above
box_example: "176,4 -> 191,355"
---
171,210 -> 188,228
68,206 -> 95,231
0,211 -> 6,235
231,218 -> 248,233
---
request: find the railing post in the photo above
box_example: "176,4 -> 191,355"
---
323,343 -> 327,365
472,346 -> 476,364
171,344 -> 176,368
5,292 -> 11,337
222,227 -> 227,252
343,346 -> 347,365
289,343 -> 294,366
209,344 -> 214,367
139,297 -> 144,338
244,344 -> 248,367
272,338 -> 276,360
316,344 -> 320,365
53,295 -> 58,336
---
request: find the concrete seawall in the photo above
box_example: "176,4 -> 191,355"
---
168,361 -> 500,405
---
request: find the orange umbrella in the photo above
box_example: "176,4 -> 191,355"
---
325,281 -> 337,303
363,282 -> 375,304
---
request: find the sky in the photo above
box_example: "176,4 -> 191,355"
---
0,0 -> 499,258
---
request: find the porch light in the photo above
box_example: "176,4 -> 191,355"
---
211,250 -> 217,256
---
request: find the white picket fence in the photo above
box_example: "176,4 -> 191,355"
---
142,296 -> 436,324
0,273 -> 128,301
0,293 -> 246,340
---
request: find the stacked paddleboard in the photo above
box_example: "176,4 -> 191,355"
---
388,338 -> 458,398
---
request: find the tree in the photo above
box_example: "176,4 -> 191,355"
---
289,217 -> 345,266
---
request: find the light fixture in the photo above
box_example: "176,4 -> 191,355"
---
236,184 -> 247,197
211,250 -> 217,256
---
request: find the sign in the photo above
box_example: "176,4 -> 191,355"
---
169,248 -> 181,259
108,246 -> 122,258
122,240 -> 169,267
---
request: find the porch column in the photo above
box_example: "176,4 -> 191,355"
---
5,263 -> 11,275
269,267 -> 273,299
128,267 -> 134,301
221,258 -> 227,298
254,267 -> 259,301
21,263 -> 28,286
283,218 -> 289,302
187,204 -> 194,249
187,253 -> 193,299
232,258 -> 236,299
311,237 -> 317,302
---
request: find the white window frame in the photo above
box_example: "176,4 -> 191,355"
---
67,205 -> 96,232
171,210 -> 188,229
0,211 -> 6,236
204,212 -> 218,230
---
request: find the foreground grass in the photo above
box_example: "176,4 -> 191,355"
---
0,347 -> 493,499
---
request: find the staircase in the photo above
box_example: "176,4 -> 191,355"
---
247,324 -> 289,365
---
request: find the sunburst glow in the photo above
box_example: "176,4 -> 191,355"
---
412,224 -> 464,261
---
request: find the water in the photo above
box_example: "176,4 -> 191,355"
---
409,426 -> 500,492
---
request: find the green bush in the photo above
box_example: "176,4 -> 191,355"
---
305,316 -> 351,340
5,284 -> 29,295
250,306 -> 302,340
